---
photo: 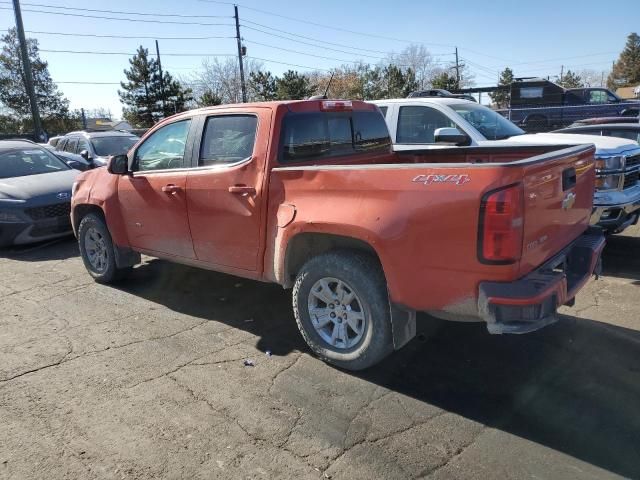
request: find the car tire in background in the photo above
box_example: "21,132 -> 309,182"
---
78,213 -> 131,284
292,250 -> 394,371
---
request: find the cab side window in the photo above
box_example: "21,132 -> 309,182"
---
397,106 -> 457,144
199,115 -> 258,166
64,138 -> 78,153
134,120 -> 191,172
77,139 -> 91,155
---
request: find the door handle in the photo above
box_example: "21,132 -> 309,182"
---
228,185 -> 256,195
162,184 -> 182,195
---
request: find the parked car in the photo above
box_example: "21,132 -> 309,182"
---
56,130 -> 139,167
47,136 -> 63,148
0,140 -> 79,247
71,99 -> 603,370
374,97 -> 640,233
568,116 -> 639,127
493,78 -> 640,131
554,123 -> 640,144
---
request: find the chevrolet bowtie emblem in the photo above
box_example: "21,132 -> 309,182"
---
562,192 -> 576,210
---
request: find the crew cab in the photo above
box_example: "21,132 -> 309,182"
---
375,97 -> 640,233
71,100 -> 604,370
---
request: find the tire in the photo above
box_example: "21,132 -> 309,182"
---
78,213 -> 132,284
292,250 -> 393,371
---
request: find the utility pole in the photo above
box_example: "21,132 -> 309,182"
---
155,40 -> 166,114
560,65 -> 564,83
600,71 -> 604,87
81,108 -> 87,129
454,47 -> 460,88
12,0 -> 43,141
234,5 -> 247,103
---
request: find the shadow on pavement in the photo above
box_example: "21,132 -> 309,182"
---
0,236 -> 78,262
601,233 -> 640,282
116,258 -> 640,479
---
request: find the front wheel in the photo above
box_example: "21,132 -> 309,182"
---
292,251 -> 393,371
78,213 -> 131,284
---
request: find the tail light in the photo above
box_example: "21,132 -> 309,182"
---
478,184 -> 524,264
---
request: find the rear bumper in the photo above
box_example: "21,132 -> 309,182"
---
478,228 -> 605,334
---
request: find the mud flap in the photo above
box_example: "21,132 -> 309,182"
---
114,245 -> 141,269
389,303 -> 416,349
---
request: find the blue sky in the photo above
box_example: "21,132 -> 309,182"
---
1,0 -> 637,118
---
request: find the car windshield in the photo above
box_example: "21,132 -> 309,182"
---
90,136 -> 138,157
0,147 -> 71,179
449,103 -> 525,140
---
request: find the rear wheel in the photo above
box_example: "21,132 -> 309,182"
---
78,213 -> 131,284
292,251 -> 393,371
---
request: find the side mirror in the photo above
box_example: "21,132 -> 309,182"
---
79,149 -> 92,161
434,127 -> 470,146
108,154 -> 129,175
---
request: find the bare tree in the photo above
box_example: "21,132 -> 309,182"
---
187,57 -> 263,104
576,68 -> 609,87
387,44 -> 437,90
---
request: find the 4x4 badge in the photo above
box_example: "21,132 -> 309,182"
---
413,174 -> 471,186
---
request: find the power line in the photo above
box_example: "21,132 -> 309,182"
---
241,23 -> 395,56
24,30 -> 235,40
40,48 -> 238,57
246,55 -> 331,72
245,38 -> 425,67
0,1 -> 231,18
200,0 -> 456,47
0,6 -> 235,26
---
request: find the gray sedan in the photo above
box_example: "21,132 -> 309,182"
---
0,140 -> 79,247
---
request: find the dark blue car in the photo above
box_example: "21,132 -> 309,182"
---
0,140 -> 79,247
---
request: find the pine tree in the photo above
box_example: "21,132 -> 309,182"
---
118,46 -> 191,127
430,71 -> 458,91
197,89 -> 222,107
275,70 -> 315,100
249,71 -> 278,101
490,67 -> 513,108
0,28 -> 70,132
608,32 -> 640,88
557,70 -> 583,88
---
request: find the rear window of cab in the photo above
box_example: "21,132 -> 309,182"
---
279,110 -> 391,163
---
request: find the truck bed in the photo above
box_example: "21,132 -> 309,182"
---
269,144 -> 596,316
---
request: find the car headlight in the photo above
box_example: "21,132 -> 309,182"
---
595,155 -> 625,172
0,210 -> 22,223
595,174 -> 622,191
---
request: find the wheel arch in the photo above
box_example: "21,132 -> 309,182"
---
283,232 -> 381,289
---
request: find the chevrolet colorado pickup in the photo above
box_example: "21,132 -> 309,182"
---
375,97 -> 640,233
71,99 -> 604,370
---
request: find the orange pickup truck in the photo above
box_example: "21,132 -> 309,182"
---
71,99 -> 604,370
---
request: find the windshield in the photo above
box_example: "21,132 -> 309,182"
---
449,103 -> 525,140
0,147 -> 70,179
91,136 -> 138,157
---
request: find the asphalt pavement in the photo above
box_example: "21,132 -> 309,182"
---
1,226 -> 639,479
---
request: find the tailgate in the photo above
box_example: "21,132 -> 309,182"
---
518,145 -> 596,276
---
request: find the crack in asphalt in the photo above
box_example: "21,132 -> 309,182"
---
0,319 -> 210,385
417,425 -> 488,479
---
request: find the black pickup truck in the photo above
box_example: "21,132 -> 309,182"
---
496,78 -> 640,131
